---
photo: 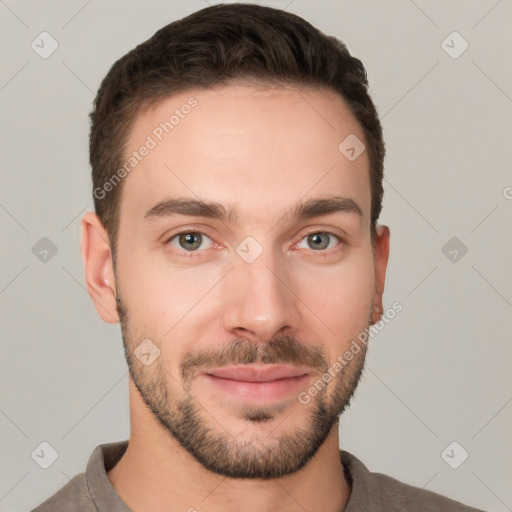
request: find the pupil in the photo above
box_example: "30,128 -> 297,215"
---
181,233 -> 201,250
309,233 -> 328,250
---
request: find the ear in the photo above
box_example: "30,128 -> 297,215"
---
80,211 -> 120,324
371,225 -> 390,323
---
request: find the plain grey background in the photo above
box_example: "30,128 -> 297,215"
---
1,1 -> 511,511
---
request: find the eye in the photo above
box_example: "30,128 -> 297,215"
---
296,232 -> 341,251
167,231 -> 214,252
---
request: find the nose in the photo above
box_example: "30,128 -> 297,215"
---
222,247 -> 301,343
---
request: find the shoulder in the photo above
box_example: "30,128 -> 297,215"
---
31,440 -> 129,512
340,450 -> 485,512
31,472 -> 97,512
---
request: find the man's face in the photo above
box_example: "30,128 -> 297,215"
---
106,84 -> 388,478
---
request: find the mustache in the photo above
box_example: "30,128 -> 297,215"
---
179,335 -> 329,382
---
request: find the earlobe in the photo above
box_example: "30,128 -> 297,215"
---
80,212 -> 120,324
371,225 -> 390,323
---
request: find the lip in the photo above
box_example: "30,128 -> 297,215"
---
205,364 -> 310,382
202,364 -> 311,403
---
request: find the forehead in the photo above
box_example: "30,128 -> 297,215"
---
119,83 -> 371,229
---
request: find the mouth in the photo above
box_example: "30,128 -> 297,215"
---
202,364 -> 311,403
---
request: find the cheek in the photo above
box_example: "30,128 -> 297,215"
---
119,250 -> 224,338
291,253 -> 375,332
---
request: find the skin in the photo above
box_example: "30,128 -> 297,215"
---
81,83 -> 390,512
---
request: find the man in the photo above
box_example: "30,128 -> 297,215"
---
33,3 -> 483,511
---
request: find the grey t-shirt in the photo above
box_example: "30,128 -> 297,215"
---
31,440 -> 484,511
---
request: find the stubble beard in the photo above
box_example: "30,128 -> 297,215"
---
116,295 -> 367,479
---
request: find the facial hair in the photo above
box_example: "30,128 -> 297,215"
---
116,294 -> 368,479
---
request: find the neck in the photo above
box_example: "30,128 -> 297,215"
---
107,380 -> 351,512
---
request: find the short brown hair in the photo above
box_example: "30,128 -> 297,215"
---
89,3 -> 385,254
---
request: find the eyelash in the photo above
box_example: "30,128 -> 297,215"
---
164,229 -> 343,257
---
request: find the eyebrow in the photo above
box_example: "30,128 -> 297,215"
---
143,195 -> 363,224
